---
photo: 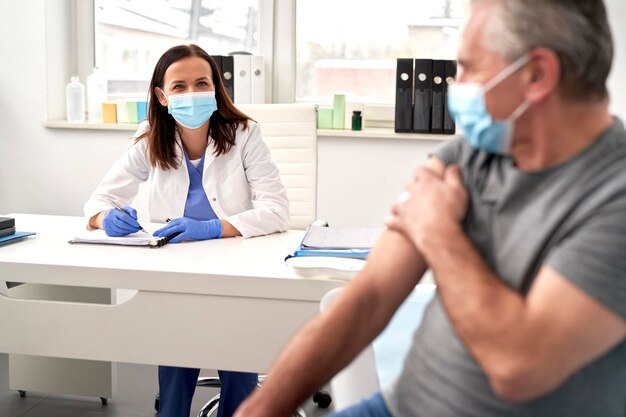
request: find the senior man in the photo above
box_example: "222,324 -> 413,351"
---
235,0 -> 626,416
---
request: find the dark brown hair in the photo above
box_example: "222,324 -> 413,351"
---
138,44 -> 251,170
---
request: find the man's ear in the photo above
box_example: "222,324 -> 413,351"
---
525,48 -> 560,103
154,87 -> 168,107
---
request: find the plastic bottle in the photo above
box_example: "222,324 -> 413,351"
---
87,68 -> 107,122
66,76 -> 85,123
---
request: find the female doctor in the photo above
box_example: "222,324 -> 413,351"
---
84,44 -> 289,417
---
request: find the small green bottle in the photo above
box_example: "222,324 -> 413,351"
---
351,110 -> 362,131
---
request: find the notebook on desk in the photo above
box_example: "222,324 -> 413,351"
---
287,226 -> 384,260
68,229 -> 171,248
285,225 -> 383,280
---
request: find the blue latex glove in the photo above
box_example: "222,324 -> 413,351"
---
102,206 -> 141,237
153,217 -> 222,243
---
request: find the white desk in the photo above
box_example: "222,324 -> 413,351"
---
0,214 -> 343,373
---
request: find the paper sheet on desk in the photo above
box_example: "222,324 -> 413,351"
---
301,226 -> 384,250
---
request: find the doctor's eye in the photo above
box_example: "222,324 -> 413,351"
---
172,84 -> 185,91
197,81 -> 211,88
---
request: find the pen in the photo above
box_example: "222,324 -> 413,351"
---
113,203 -> 148,234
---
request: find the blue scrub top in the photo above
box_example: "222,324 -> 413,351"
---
183,151 -> 218,222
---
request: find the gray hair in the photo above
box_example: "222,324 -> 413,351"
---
474,0 -> 613,101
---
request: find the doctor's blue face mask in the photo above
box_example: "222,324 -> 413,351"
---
447,54 -> 531,155
160,90 -> 218,129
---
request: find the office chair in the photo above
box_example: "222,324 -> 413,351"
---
320,284 -> 436,412
152,103 -> 319,417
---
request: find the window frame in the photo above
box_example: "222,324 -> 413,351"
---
75,0 -> 278,104
50,0 -> 459,127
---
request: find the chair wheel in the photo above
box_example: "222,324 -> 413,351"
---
154,394 -> 160,412
100,397 -> 108,405
313,390 -> 332,408
18,390 -> 26,398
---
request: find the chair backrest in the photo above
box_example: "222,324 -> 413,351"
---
320,284 -> 437,412
134,103 -> 318,229
238,103 -> 318,230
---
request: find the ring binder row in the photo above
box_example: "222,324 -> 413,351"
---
394,58 -> 457,135
211,55 -> 266,104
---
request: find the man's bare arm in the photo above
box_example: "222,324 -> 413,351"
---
234,229 -> 425,417
233,158 -> 445,417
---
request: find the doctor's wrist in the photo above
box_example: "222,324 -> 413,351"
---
88,211 -> 107,230
218,219 -> 241,238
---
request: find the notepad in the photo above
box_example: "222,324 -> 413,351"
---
68,229 -> 168,248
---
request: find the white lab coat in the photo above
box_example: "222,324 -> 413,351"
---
84,120 -> 290,238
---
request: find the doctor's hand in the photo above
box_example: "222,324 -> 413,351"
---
102,206 -> 141,237
387,164 -> 468,251
153,217 -> 222,243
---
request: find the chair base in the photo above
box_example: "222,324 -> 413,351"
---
154,375 -> 312,417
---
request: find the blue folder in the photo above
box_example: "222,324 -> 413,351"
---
291,248 -> 370,260
287,226 -> 380,260
0,231 -> 36,247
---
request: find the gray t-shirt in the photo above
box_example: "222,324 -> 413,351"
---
383,119 -> 626,417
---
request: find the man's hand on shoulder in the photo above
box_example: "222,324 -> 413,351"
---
387,157 -> 468,252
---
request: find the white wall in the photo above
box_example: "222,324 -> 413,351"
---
0,0 -> 133,217
317,137 -> 440,227
0,0 -> 625,224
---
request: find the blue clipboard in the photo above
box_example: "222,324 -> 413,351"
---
0,231 -> 36,247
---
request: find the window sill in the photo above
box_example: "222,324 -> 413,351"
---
43,120 -> 138,131
317,128 -> 458,141
43,120 -> 460,141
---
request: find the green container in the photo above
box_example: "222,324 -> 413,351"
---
126,101 -> 139,124
332,94 -> 346,129
317,108 -> 333,129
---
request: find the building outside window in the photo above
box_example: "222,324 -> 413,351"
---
94,0 -> 259,98
93,0 -> 467,105
296,0 -> 468,104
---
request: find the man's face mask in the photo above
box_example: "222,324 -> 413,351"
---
447,54 -> 531,155
160,90 -> 218,129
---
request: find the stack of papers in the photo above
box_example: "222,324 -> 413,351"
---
290,226 -> 384,260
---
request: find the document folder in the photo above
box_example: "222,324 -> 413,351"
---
251,55 -> 266,104
0,231 -> 36,247
233,54 -> 252,104
394,58 -> 414,133
221,55 -> 235,101
430,60 -> 445,134
413,59 -> 433,133
443,60 -> 457,135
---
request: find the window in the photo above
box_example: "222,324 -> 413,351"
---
296,0 -> 468,104
94,0 -> 259,98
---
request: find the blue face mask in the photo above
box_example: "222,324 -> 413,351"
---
447,55 -> 531,155
162,91 -> 217,129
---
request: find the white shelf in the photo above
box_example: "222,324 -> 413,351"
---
43,120 -> 459,141
43,120 -> 138,131
317,128 -> 458,141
